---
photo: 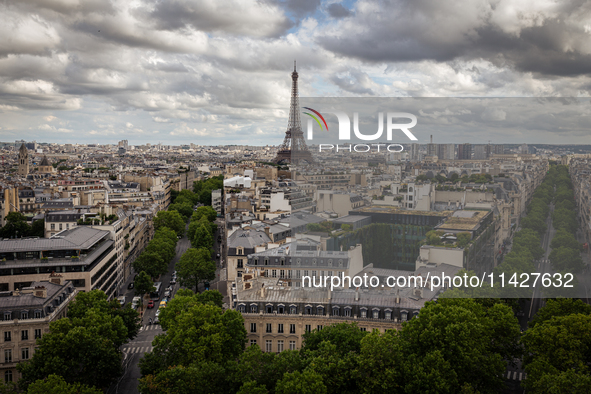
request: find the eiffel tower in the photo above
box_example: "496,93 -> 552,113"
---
273,62 -> 315,165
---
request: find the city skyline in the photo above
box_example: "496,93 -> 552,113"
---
1,1 -> 591,145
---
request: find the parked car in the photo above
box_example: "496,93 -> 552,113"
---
147,300 -> 154,309
117,296 -> 126,306
131,296 -> 141,310
128,282 -> 134,290
170,278 -> 177,285
165,286 -> 173,293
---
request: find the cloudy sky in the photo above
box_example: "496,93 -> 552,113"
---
1,0 -> 590,146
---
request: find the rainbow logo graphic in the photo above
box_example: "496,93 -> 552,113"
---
303,107 -> 328,132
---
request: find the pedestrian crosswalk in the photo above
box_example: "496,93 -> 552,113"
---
505,370 -> 526,381
139,325 -> 162,332
123,346 -> 153,354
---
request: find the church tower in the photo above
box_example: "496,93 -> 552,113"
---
18,143 -> 29,176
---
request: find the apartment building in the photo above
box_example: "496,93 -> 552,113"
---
0,274 -> 76,383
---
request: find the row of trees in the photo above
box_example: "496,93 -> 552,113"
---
6,290 -> 141,393
0,212 -> 44,239
522,298 -> 591,393
133,226 -> 179,279
177,206 -> 218,292
548,165 -> 584,273
137,294 -> 521,394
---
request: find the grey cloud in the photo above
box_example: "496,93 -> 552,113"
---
327,3 -> 352,18
316,0 -> 591,77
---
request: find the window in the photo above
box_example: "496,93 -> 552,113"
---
289,324 -> 296,334
311,270 -> 317,278
288,270 -> 292,279
317,325 -> 323,331
4,370 -> 11,383
305,325 -> 311,332
266,340 -> 272,353
4,349 -> 11,363
344,308 -> 351,317
289,340 -> 296,350
278,305 -> 284,314
280,270 -> 285,279
250,339 -> 257,347
360,309 -> 367,318
266,323 -> 272,333
278,324 -> 284,334
237,259 -> 243,268
250,323 -> 257,333
250,305 -> 257,313
296,270 -> 301,279
373,310 -> 379,319
34,311 -> 41,319
305,306 -> 312,315
360,327 -> 367,332
317,306 -> 324,315
401,312 -> 408,322
21,348 -> 29,360
303,270 -> 309,277
51,224 -> 55,230
385,311 -> 392,320
332,308 -> 339,316
4,332 -> 10,342
277,340 -> 284,352
34,329 -> 41,339
272,270 -> 277,278
21,330 -> 28,341
4,312 -> 11,321
59,224 -> 62,230
238,272 -> 242,278
20,311 -> 28,320
266,305 -> 273,313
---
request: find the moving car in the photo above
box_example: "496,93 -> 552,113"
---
155,309 -> 161,317
165,286 -> 173,293
159,300 -> 167,308
164,290 -> 171,298
128,282 -> 134,290
131,296 -> 141,310
147,300 -> 154,309
117,296 -> 126,306
154,316 -> 160,324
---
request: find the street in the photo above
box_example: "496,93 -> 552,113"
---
109,218 -> 224,394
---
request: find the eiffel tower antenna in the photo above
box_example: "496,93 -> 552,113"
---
273,62 -> 314,165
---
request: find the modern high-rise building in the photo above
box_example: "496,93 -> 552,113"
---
426,135 -> 437,157
457,143 -> 472,160
494,145 -> 505,154
409,143 -> 420,162
473,145 -> 487,160
437,144 -> 455,160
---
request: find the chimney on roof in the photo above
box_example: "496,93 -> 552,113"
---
49,271 -> 63,285
354,287 -> 359,301
260,283 -> 266,298
34,286 -> 47,298
264,226 -> 270,239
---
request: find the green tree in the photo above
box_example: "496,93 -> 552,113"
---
139,305 -> 246,377
67,289 -> 140,341
134,271 -> 155,297
153,210 -> 185,236
0,211 -> 31,238
550,229 -> 583,251
17,312 -> 123,390
275,370 -> 327,394
133,251 -> 168,279
522,314 -> 591,393
177,248 -> 216,292
30,219 -> 45,237
26,374 -> 102,394
154,227 -> 179,246
193,206 -> 218,222
456,232 -> 471,248
192,221 -> 214,250
530,298 -> 591,328
549,246 -> 584,273
168,202 -> 194,221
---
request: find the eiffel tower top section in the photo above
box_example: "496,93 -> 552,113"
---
273,61 -> 314,165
